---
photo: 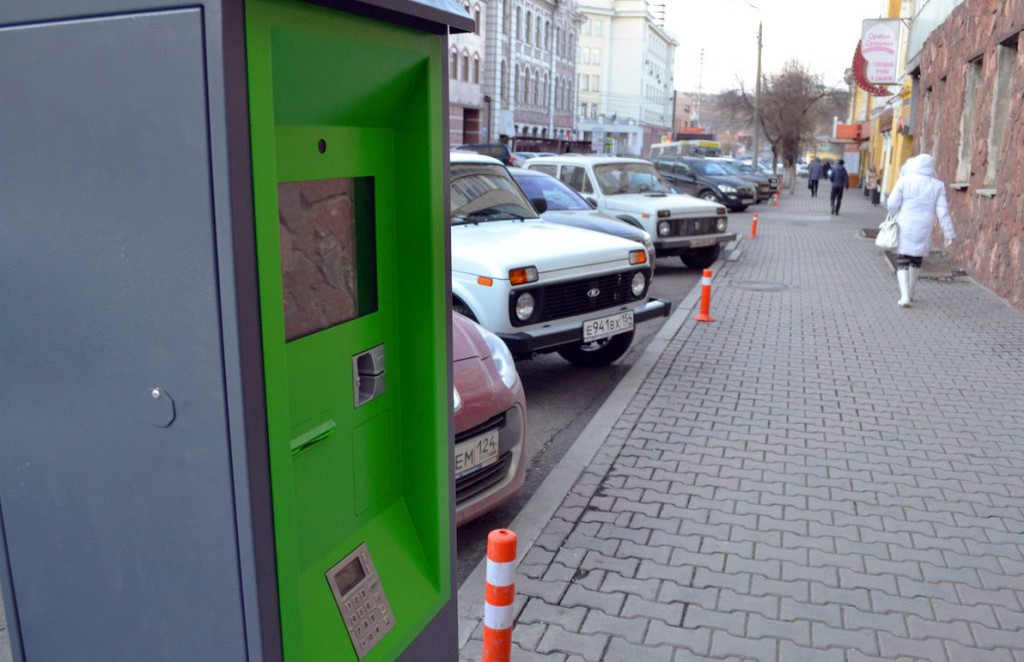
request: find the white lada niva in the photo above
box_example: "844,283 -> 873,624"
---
449,152 -> 670,367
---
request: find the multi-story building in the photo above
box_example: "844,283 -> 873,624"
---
449,1 -> 487,144
450,0 -> 582,148
577,0 -> 676,157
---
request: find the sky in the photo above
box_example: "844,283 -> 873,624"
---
662,0 -> 887,95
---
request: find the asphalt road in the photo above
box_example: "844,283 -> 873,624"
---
455,255 -> 703,586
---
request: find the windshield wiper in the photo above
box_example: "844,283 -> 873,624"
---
452,207 -> 527,224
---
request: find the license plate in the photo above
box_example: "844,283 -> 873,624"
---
454,429 -> 499,478
688,237 -> 717,248
742,198 -> 755,204
583,310 -> 634,342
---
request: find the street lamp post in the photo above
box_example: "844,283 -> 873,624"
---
752,20 -> 762,168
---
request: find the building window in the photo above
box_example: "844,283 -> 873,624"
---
592,75 -> 599,92
500,60 -> 508,100
956,56 -> 983,184
985,35 -> 1019,187
474,5 -> 482,35
580,102 -> 588,117
472,54 -> 481,84
450,49 -> 458,79
535,17 -> 541,46
580,74 -> 589,92
581,47 -> 589,65
461,51 -> 470,82
592,48 -> 600,66
592,19 -> 602,37
525,11 -> 532,43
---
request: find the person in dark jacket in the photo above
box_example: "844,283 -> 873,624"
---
807,157 -> 824,197
829,159 -> 850,215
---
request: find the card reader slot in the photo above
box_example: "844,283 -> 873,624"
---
289,419 -> 336,455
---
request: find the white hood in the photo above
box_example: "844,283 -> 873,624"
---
600,192 -> 720,216
451,219 -> 638,279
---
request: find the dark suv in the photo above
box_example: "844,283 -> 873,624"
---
708,157 -> 779,203
652,156 -> 757,211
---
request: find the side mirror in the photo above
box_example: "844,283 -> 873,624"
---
530,197 -> 548,214
585,197 -> 598,209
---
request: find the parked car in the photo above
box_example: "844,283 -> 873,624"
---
449,151 -> 670,366
707,157 -> 780,202
508,167 -> 655,257
522,154 -> 734,269
453,142 -> 514,165
651,156 -> 757,212
511,151 -> 539,164
452,311 -> 528,526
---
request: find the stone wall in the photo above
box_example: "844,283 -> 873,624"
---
916,0 -> 1024,310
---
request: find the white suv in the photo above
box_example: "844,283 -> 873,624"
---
523,155 -> 736,269
449,152 -> 670,366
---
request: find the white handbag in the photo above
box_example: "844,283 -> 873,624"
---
875,213 -> 899,251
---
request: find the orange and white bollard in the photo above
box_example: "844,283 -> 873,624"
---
482,529 -> 517,662
694,269 -> 716,323
771,193 -> 779,207
751,212 -> 759,238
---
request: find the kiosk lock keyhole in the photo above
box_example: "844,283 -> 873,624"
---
353,345 -> 386,407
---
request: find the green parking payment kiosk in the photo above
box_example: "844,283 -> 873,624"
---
0,1 -> 470,660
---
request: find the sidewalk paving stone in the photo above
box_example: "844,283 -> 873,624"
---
458,185 -> 1024,661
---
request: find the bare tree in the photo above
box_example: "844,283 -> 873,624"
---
715,61 -> 847,173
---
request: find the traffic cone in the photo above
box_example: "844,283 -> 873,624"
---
694,269 -> 715,323
481,529 -> 517,662
751,212 -> 759,238
772,193 -> 778,207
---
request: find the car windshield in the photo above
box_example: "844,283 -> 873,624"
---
512,173 -> 591,211
592,163 -> 670,195
715,161 -> 744,175
690,160 -> 731,176
450,163 -> 537,224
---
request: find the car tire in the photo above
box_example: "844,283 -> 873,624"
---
679,244 -> 722,270
700,191 -> 720,203
453,300 -> 477,321
556,330 -> 634,367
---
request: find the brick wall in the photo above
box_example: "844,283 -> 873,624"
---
917,0 -> 1024,310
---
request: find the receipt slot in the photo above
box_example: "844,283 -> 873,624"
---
0,1 -> 470,660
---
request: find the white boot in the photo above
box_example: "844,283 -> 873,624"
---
908,266 -> 919,301
897,270 -> 912,307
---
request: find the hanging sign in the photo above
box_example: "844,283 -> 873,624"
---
861,19 -> 901,84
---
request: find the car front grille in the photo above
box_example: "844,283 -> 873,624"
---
456,451 -> 513,504
667,216 -> 721,237
510,270 -> 646,325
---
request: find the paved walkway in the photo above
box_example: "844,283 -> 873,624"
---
460,181 -> 1024,661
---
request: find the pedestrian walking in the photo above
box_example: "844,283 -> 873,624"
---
829,159 -> 849,215
822,160 -> 832,181
886,153 -> 956,308
807,157 -> 823,197
867,165 -> 880,205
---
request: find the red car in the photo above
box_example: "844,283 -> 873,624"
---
452,312 -> 528,526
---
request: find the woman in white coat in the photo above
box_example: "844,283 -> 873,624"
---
885,154 -> 956,307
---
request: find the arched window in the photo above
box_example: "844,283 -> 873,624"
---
525,11 -> 532,43
461,50 -> 470,82
515,8 -> 521,39
534,16 -> 541,46
518,65 -> 526,104
472,54 -> 480,84
450,48 -> 458,79
500,60 -> 508,100
474,4 -> 482,35
545,21 -> 551,50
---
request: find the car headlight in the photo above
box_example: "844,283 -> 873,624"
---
514,292 -> 535,321
475,323 -> 518,389
630,271 -> 647,297
657,220 -> 671,236
718,185 -> 736,193
716,218 -> 727,232
453,386 -> 462,413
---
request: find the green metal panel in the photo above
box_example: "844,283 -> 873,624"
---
245,1 -> 451,659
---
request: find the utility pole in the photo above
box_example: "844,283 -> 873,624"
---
751,20 -> 762,166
